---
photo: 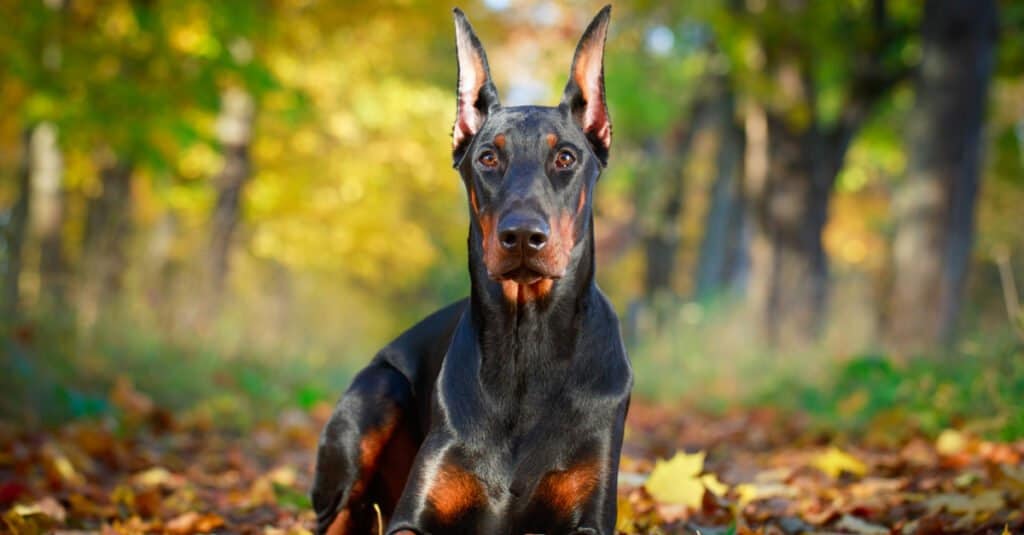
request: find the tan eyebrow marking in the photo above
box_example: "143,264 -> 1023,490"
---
546,133 -> 558,148
494,133 -> 506,150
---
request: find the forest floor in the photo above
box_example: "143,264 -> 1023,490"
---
2,380 -> 1023,534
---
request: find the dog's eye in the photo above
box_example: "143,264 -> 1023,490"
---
478,150 -> 499,168
554,149 -> 576,170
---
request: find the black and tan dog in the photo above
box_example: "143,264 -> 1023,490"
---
312,6 -> 631,534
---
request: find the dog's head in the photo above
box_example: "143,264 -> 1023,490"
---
452,6 -> 612,304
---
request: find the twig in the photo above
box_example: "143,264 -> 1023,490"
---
374,503 -> 383,535
993,247 -> 1024,341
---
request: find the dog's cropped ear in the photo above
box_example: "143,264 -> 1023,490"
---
561,5 -> 612,167
452,8 -> 501,167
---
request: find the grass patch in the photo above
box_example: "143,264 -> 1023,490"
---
1,312 -> 361,430
5,302 -> 1023,440
628,304 -> 1024,440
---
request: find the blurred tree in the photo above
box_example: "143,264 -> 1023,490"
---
694,75 -> 747,301
641,118 -> 695,309
0,0 -> 68,320
0,0 -> 284,326
206,88 -> 255,316
239,1 -> 469,339
886,0 -> 999,351
1,130 -> 33,321
641,89 -> 740,309
603,10 -> 717,328
78,155 -> 133,326
703,0 -> 915,345
29,122 -> 68,311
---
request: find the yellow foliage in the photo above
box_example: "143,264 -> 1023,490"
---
246,13 -> 463,294
644,450 -> 728,509
812,446 -> 868,478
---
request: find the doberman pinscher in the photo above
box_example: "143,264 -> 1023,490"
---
311,6 -> 631,534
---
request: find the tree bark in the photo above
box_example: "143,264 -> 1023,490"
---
79,157 -> 133,326
29,122 -> 67,311
886,0 -> 997,352
640,99 -> 717,303
742,0 -> 908,347
695,86 -> 748,301
1,129 -> 32,322
745,108 -> 833,347
206,88 -> 254,314
641,147 -> 685,305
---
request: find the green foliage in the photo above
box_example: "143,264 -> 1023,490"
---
627,294 -> 1024,441
0,313 -> 358,430
757,340 -> 1024,441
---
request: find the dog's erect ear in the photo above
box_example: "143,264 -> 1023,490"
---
452,8 -> 501,167
561,5 -> 612,167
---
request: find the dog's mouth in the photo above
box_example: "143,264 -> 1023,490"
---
489,262 -> 563,285
500,267 -> 544,285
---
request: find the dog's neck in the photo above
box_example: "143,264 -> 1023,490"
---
467,217 -> 596,370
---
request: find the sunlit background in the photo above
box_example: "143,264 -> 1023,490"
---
2,0 -> 1023,438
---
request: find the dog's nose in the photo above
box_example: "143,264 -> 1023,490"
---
498,214 -> 549,254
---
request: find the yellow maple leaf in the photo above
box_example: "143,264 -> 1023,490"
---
644,451 -> 728,509
812,446 -> 867,478
702,473 -> 729,497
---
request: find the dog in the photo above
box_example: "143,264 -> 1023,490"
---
312,6 -> 631,534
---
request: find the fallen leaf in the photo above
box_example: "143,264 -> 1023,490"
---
132,467 -> 176,488
0,481 -> 28,506
616,494 -> 661,534
935,429 -> 968,456
165,511 -> 225,534
42,445 -> 85,487
812,446 -> 867,478
836,514 -> 889,535
644,451 -> 727,509
68,493 -> 118,519
735,482 -> 797,508
11,497 -> 66,523
925,490 -> 1005,516
266,465 -> 298,486
701,473 -> 729,497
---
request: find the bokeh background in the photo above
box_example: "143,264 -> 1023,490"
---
2,0 -> 1023,439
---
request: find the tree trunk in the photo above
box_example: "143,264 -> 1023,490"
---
1,129 -> 32,322
746,109 -> 832,347
694,87 -> 748,301
29,122 -> 67,311
886,0 -> 997,352
641,149 -> 685,305
206,88 -> 254,314
79,157 -> 133,326
640,100 -> 715,302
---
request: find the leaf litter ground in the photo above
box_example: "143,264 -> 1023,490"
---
2,381 -> 1023,534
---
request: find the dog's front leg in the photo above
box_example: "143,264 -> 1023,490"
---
312,361 -> 415,535
571,395 -> 630,535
